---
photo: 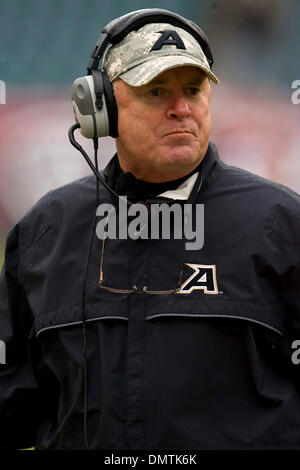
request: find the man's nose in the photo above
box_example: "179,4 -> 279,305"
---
166,93 -> 191,120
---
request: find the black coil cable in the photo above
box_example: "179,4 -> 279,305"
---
68,124 -> 134,448
81,138 -> 99,449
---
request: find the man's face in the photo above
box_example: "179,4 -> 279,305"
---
113,66 -> 211,182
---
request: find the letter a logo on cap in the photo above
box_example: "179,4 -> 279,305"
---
150,30 -> 186,51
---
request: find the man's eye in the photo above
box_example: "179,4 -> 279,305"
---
187,87 -> 200,96
149,88 -> 161,97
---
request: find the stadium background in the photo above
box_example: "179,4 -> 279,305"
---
0,0 -> 300,260
0,0 -> 299,451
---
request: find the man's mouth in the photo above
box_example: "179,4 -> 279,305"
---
164,130 -> 194,137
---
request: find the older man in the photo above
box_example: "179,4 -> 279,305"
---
0,9 -> 300,450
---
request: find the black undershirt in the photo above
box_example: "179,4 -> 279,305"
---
111,157 -> 202,203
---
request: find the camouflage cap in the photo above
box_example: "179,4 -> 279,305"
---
102,23 -> 219,86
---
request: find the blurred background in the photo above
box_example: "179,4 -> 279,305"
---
0,0 -> 299,254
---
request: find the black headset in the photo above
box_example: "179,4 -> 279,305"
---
71,8 -> 214,139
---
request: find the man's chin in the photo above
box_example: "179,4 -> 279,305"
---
159,150 -> 203,171
149,159 -> 201,182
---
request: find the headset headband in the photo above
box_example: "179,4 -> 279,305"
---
87,8 -> 214,74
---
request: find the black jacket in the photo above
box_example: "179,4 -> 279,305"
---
0,142 -> 300,450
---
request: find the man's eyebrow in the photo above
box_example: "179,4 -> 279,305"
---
147,78 -> 166,86
186,77 -> 205,85
147,76 -> 206,87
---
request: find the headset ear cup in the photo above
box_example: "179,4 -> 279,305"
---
71,72 -> 118,139
102,72 -> 118,138
71,75 -> 99,138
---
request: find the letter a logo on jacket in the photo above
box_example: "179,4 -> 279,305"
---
178,263 -> 218,294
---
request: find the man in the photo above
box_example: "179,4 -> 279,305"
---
0,10 -> 300,451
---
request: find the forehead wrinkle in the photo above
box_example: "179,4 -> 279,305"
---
186,76 -> 206,85
140,77 -> 206,90
144,67 -> 207,87
146,77 -> 167,86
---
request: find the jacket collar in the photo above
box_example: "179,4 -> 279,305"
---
200,141 -> 220,188
103,141 -> 220,201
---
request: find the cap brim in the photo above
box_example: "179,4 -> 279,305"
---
118,55 -> 219,86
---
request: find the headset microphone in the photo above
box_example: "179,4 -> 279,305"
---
68,122 -> 133,206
